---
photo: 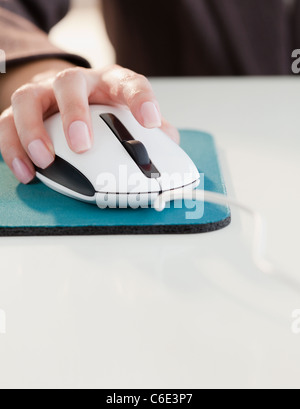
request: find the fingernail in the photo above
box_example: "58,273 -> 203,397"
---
28,140 -> 54,169
68,121 -> 91,153
140,102 -> 162,128
12,158 -> 34,184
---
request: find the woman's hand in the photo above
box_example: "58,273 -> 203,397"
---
0,63 -> 179,184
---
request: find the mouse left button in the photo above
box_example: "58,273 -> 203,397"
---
35,156 -> 96,197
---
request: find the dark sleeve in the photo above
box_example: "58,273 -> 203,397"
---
102,0 -> 183,77
0,1 -> 90,68
102,0 -> 292,76
0,0 -> 70,33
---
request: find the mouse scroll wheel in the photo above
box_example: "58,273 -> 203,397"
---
122,140 -> 151,166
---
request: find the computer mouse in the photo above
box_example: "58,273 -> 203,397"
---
36,105 -> 200,208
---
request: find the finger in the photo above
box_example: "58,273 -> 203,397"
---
160,117 -> 181,144
0,108 -> 35,184
88,65 -> 162,129
53,68 -> 92,153
11,83 -> 56,169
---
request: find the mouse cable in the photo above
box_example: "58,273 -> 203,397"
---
154,189 -> 300,292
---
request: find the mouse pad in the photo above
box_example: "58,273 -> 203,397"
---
0,130 -> 231,236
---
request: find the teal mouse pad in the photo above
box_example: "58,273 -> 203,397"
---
0,130 -> 231,236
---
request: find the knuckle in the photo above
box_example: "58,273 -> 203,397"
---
120,71 -> 140,86
119,75 -> 151,100
126,89 -> 146,105
136,73 -> 148,84
54,67 -> 85,85
136,74 -> 153,93
121,73 -> 152,102
125,71 -> 148,85
11,84 -> 37,105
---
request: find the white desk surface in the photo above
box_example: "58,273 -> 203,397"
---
0,77 -> 299,389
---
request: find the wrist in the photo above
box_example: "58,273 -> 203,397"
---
0,59 -> 76,112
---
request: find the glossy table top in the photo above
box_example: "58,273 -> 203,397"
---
0,77 -> 299,389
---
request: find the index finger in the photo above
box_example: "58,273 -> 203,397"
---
87,65 -> 162,129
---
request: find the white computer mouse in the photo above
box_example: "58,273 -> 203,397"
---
36,105 -> 200,208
